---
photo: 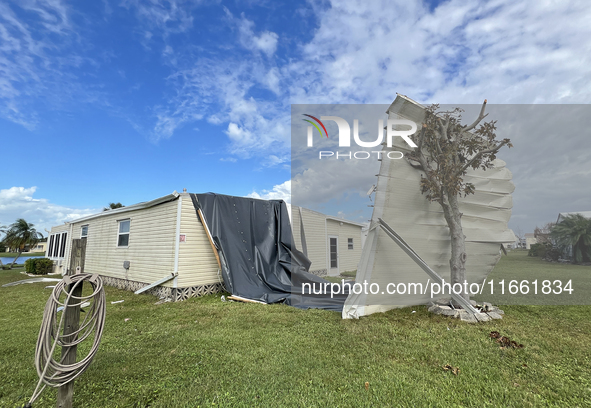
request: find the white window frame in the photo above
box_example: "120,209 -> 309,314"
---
53,233 -> 61,258
59,232 -> 67,258
81,225 -> 89,239
117,219 -> 130,248
348,238 -> 354,250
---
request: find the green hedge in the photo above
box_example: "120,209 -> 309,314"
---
24,258 -> 54,275
528,242 -> 562,261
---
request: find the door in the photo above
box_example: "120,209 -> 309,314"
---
329,236 -> 339,275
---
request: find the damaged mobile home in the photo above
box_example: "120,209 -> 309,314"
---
342,94 -> 516,319
47,192 -> 362,309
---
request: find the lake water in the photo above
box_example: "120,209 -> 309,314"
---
0,255 -> 44,264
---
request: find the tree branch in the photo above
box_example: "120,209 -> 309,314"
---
463,99 -> 489,132
417,123 -> 427,151
455,139 -> 510,177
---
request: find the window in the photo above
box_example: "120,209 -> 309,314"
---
52,233 -> 61,258
48,235 -> 55,256
118,220 -> 130,247
48,232 -> 67,259
59,232 -> 67,258
348,238 -> 354,250
81,225 -> 89,239
329,237 -> 338,268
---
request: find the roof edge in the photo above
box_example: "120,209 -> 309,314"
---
65,191 -> 180,225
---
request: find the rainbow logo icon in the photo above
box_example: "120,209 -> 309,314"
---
302,114 -> 329,138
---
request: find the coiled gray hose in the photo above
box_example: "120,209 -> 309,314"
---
28,273 -> 106,405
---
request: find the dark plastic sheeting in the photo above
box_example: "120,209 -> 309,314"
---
191,193 -> 348,311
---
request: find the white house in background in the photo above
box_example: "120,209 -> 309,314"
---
524,233 -> 537,250
288,205 -> 366,277
27,237 -> 47,253
46,192 -> 366,301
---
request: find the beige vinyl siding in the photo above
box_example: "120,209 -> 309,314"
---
326,220 -> 362,273
176,194 -> 221,287
290,207 -> 303,251
69,200 -> 178,286
296,207 -> 328,274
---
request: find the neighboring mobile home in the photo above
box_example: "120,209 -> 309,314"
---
47,192 -> 365,300
289,205 -> 365,277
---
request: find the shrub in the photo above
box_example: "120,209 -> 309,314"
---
24,258 -> 36,273
545,247 -> 562,262
528,242 -> 562,262
36,258 -> 54,275
528,243 -> 547,257
24,258 -> 54,275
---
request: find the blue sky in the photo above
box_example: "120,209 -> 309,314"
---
1,0 -> 591,235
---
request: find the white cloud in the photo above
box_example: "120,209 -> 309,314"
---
227,8 -> 279,57
0,187 -> 99,234
264,67 -> 281,95
111,0 -> 591,231
153,0 -> 591,153
287,0 -> 591,105
251,31 -> 278,57
0,0 -> 102,128
248,180 -> 291,202
121,0 -> 195,37
153,59 -> 290,155
263,154 -> 289,168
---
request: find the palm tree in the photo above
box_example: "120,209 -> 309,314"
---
3,219 -> 43,268
103,202 -> 125,211
551,214 -> 591,264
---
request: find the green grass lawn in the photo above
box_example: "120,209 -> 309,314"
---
474,250 -> 591,305
0,252 -> 45,258
1,254 -> 590,407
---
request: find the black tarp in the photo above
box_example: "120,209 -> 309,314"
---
191,193 -> 348,311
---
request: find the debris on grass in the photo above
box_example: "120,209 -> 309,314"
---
490,331 -> 524,349
364,381 -> 369,390
111,300 -> 124,304
443,364 -> 460,375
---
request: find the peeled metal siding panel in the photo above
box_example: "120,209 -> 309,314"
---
343,96 -> 515,318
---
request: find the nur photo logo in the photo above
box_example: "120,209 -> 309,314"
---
302,114 -> 418,159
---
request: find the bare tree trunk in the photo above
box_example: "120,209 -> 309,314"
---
10,251 -> 22,268
441,192 -> 469,303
